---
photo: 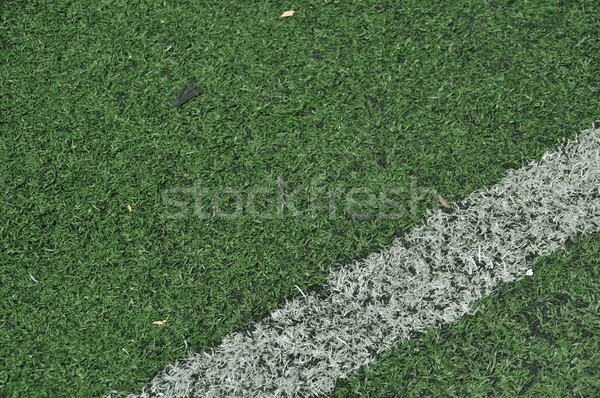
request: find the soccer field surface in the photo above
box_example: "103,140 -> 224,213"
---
128,127 -> 600,397
1,1 -> 599,397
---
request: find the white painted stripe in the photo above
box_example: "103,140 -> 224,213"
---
119,126 -> 600,397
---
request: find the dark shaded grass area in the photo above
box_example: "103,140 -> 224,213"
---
0,0 -> 598,396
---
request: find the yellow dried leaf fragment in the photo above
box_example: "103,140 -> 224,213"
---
438,195 -> 452,208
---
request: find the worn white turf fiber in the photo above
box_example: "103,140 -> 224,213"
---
123,126 -> 600,397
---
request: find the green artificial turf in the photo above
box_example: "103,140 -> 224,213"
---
330,236 -> 600,398
1,0 -> 599,396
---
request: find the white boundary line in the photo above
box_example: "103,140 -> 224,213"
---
117,125 -> 600,397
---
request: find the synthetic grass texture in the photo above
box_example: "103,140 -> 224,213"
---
329,235 -> 600,398
128,127 -> 600,397
0,0 -> 599,396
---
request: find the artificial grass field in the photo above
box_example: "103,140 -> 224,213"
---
1,0 -> 598,396
329,235 -> 600,397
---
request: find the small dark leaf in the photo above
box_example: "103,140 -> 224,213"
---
173,84 -> 203,107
